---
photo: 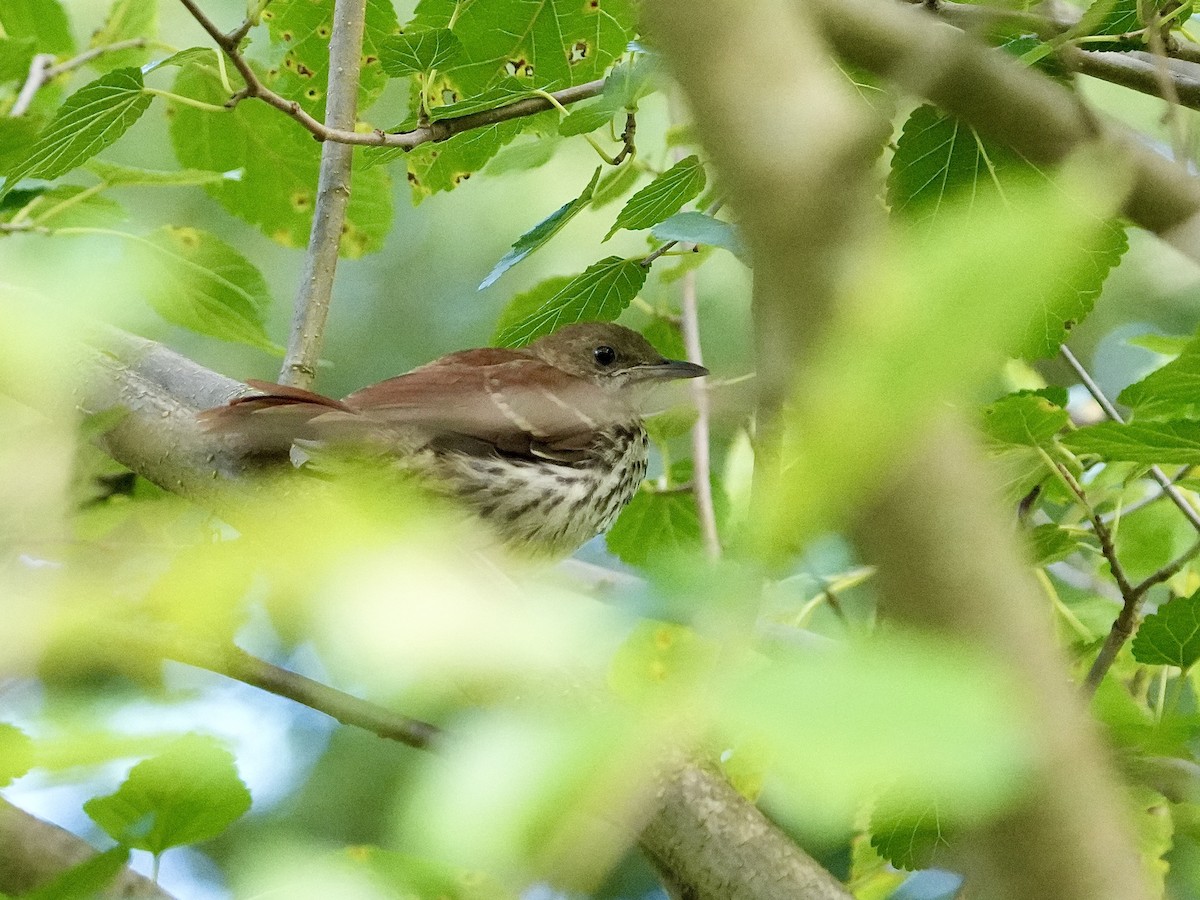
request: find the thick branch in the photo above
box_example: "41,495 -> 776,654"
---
278,0 -> 367,389
0,800 -> 174,898
810,0 -> 1200,265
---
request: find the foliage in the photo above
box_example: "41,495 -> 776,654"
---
5,0 -> 1200,898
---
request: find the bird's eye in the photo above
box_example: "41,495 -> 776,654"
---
593,345 -> 617,366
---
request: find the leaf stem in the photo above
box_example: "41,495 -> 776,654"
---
144,87 -> 230,113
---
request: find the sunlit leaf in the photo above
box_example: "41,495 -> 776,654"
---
379,27 -> 463,76
493,257 -> 647,347
1132,591 -> 1200,671
608,621 -> 719,701
1027,523 -> 1091,566
88,0 -> 156,72
0,724 -> 33,786
0,69 -> 152,198
1062,420 -> 1200,465
83,734 -> 251,854
479,167 -> 600,289
870,801 -> 950,871
1119,337 -> 1200,420
605,155 -> 706,240
981,391 -> 1069,448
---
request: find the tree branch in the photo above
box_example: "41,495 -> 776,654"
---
278,0 -> 367,389
680,269 -> 720,559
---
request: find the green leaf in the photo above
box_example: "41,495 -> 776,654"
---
870,802 -> 949,871
888,105 -> 1128,358
169,60 -> 391,255
479,167 -> 600,289
21,185 -> 127,228
1119,337 -> 1200,420
605,155 -> 706,240
379,27 -> 463,76
606,464 -> 727,567
143,46 -> 214,73
404,119 -> 528,203
0,68 -> 152,199
491,275 -> 573,344
86,159 -> 240,187
493,256 -> 648,348
558,98 -> 620,137
24,847 -> 129,900
650,211 -> 744,258
484,134 -> 562,175
981,392 -> 1070,448
1062,420 -> 1200,465
592,162 -> 641,209
0,724 -> 33,786
0,0 -> 75,57
608,620 -> 720,701
88,0 -> 157,72
0,37 -> 36,83
1127,332 -> 1191,357
1027,523 -> 1090,566
411,0 -> 636,96
263,0 -> 398,116
1079,0 -> 1144,51
84,734 -> 251,854
124,226 -> 280,352
1132,591 -> 1200,670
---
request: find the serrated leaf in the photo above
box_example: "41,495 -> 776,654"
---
650,211 -> 744,258
1132,591 -> 1200,670
263,0 -> 397,116
0,724 -> 33,786
83,734 -> 251,854
411,0 -> 636,97
981,392 -> 1070,448
888,105 -> 1127,358
870,803 -> 950,871
491,275 -> 573,344
379,27 -> 462,76
1062,420 -> 1200,465
23,847 -> 129,900
124,226 -> 279,352
169,60 -> 391,255
86,159 -> 240,186
592,162 -> 641,209
143,46 -> 214,73
479,167 -> 600,289
0,68 -> 151,199
1119,337 -> 1200,419
607,463 -> 727,567
1079,0 -> 1144,51
494,256 -> 647,347
88,0 -> 157,72
1027,523 -> 1089,566
404,119 -> 527,202
0,0 -> 75,57
606,155 -> 705,240
558,98 -> 620,136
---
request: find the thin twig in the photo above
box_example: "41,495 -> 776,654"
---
1060,344 -> 1200,534
176,0 -> 605,149
278,0 -> 367,388
680,269 -> 720,558
10,53 -> 53,117
1054,460 -> 1137,600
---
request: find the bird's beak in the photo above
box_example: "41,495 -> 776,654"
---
629,358 -> 709,383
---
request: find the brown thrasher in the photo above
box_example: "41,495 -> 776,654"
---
201,322 -> 708,556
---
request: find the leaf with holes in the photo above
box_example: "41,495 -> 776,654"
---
84,734 -> 251,854
88,0 -> 157,72
124,227 -> 279,353
494,257 -> 647,348
1132,591 -> 1200,670
606,155 -> 706,240
410,0 -> 636,97
888,104 -> 1127,358
1119,337 -> 1200,420
379,27 -> 462,76
0,68 -> 151,199
169,60 -> 391,255
404,119 -> 531,203
1061,420 -> 1200,465
606,464 -> 727,567
263,0 -> 397,116
480,167 -> 600,289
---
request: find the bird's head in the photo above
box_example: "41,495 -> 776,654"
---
525,322 -> 708,391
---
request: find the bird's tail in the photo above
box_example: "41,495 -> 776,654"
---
197,379 -> 354,458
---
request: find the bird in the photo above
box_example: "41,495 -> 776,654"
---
200,322 -> 708,557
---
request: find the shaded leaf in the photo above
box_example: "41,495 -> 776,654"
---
479,167 -> 600,289
0,68 -> 151,199
0,724 -> 33,786
606,464 -> 727,567
83,734 -> 251,854
24,185 -> 126,228
379,27 -> 462,76
0,37 -> 36,84
592,162 -> 642,209
1132,591 -> 1200,670
870,802 -> 949,871
24,847 -> 129,900
558,98 -> 620,137
404,119 -> 529,203
1120,337 -> 1200,420
1027,523 -> 1090,566
494,257 -> 647,347
484,134 -> 562,174
86,159 -> 240,186
650,211 -> 744,258
1062,420 -> 1200,465
0,0 -> 75,57
606,155 -> 705,240
88,0 -> 156,72
124,226 -> 279,352
981,392 -> 1069,448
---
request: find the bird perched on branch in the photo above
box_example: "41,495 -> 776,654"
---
200,322 -> 708,556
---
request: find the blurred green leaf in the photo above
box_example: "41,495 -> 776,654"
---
124,226 -> 280,352
1127,333 -> 1191,357
1062,420 -> 1200,465
88,0 -> 156,72
558,98 -> 619,136
608,620 -> 719,701
0,724 -> 33,786
650,211 -> 744,258
605,155 -> 706,240
1132,591 -> 1200,670
888,104 -> 1128,358
379,27 -> 463,77
494,257 -> 647,347
0,37 -> 35,84
592,163 -> 642,210
0,69 -> 152,199
480,167 -> 600,289
1120,338 -> 1200,420
24,847 -> 129,900
83,734 -> 251,854
25,185 -> 126,228
349,847 -> 517,900
86,159 -> 239,186
869,801 -> 949,871
484,134 -> 562,174
0,0 -> 75,56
